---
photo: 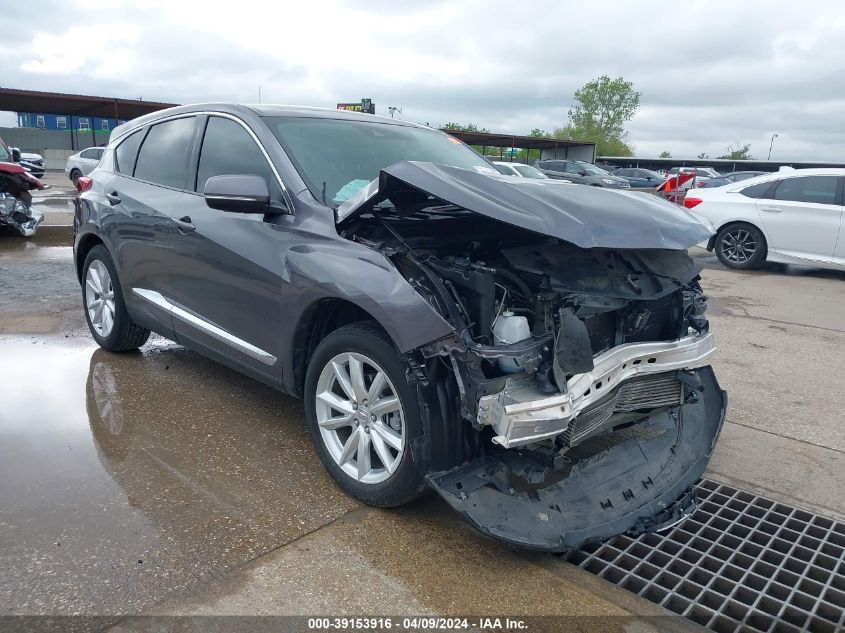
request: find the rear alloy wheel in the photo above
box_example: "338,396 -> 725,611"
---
715,224 -> 766,269
304,322 -> 426,507
82,245 -> 151,351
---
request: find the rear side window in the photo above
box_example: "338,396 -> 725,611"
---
134,117 -> 196,189
114,130 -> 145,176
195,117 -> 273,192
773,176 -> 838,205
739,181 -> 775,199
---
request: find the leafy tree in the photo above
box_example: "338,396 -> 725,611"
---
659,150 -> 672,158
442,122 -> 491,133
717,143 -> 753,160
697,152 -> 709,160
528,128 -> 552,138
561,75 -> 640,156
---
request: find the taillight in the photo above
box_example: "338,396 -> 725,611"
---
697,181 -> 706,187
684,197 -> 703,209
76,176 -> 93,193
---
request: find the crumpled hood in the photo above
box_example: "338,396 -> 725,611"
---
337,161 -> 715,250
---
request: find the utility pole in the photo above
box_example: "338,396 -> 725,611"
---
768,133 -> 778,160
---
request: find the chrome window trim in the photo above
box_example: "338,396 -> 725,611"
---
132,288 -> 277,365
111,110 -> 294,211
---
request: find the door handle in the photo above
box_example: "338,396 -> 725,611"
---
760,206 -> 782,213
173,216 -> 196,234
105,191 -> 121,206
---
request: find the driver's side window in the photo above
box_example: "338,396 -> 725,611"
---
564,162 -> 582,175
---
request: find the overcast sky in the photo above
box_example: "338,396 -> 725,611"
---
2,0 -> 844,161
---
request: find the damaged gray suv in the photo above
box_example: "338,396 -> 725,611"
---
74,104 -> 726,551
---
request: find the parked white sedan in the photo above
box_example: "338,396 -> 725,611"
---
684,169 -> 845,271
65,147 -> 104,184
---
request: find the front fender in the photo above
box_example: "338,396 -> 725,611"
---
283,241 -> 455,353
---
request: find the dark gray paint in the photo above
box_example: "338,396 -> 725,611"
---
74,104 -> 454,394
342,161 -> 715,250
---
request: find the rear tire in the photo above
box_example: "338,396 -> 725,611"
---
715,223 -> 767,269
70,169 -> 82,185
82,245 -> 151,351
304,322 -> 427,507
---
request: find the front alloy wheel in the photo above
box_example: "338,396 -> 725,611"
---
304,322 -> 426,507
315,352 -> 405,484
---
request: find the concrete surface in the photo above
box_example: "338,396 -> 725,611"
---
0,226 -> 843,627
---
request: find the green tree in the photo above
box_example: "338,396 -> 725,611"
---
561,75 -> 641,156
659,150 -> 672,158
717,143 -> 753,160
697,152 -> 709,160
442,122 -> 491,133
528,128 -> 552,138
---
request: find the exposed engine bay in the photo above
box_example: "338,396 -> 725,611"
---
337,162 -> 726,551
343,198 -> 712,440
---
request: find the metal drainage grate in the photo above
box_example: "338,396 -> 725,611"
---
568,479 -> 845,632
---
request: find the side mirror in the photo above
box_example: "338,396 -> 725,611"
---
204,174 -> 272,214
11,148 -> 21,162
579,170 -> 587,176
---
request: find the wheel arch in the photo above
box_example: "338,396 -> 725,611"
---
289,298 -> 392,397
75,232 -> 106,282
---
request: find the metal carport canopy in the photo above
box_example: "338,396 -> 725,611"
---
443,128 -> 595,152
0,87 -> 177,120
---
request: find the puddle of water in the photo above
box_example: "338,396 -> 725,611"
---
0,339 -> 357,614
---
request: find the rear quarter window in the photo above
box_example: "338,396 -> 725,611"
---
739,181 -> 775,199
114,130 -> 145,176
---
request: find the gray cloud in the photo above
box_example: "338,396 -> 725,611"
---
2,0 -> 844,160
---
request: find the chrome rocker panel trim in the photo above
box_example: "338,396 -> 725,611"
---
477,332 -> 716,448
132,288 -> 277,365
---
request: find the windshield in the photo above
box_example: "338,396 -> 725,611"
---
512,164 -> 547,179
577,161 -> 609,176
265,117 -> 497,206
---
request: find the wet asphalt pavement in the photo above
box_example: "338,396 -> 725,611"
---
1,191 -> 844,625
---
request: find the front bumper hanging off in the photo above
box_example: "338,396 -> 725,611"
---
428,365 -> 727,552
477,332 -> 717,448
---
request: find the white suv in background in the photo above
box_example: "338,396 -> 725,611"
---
65,147 -> 104,184
685,169 -> 845,271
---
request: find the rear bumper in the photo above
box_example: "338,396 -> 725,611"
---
428,366 -> 727,552
478,332 -> 716,448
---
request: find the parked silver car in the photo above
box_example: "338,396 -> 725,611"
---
65,147 -> 105,183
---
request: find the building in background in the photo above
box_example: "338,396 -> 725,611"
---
16,112 -> 125,132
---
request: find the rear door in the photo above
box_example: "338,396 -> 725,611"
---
755,175 -> 843,263
166,114 -> 293,379
109,115 -> 199,334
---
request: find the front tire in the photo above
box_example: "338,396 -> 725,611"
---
715,223 -> 767,269
304,322 -> 427,507
82,245 -> 151,351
